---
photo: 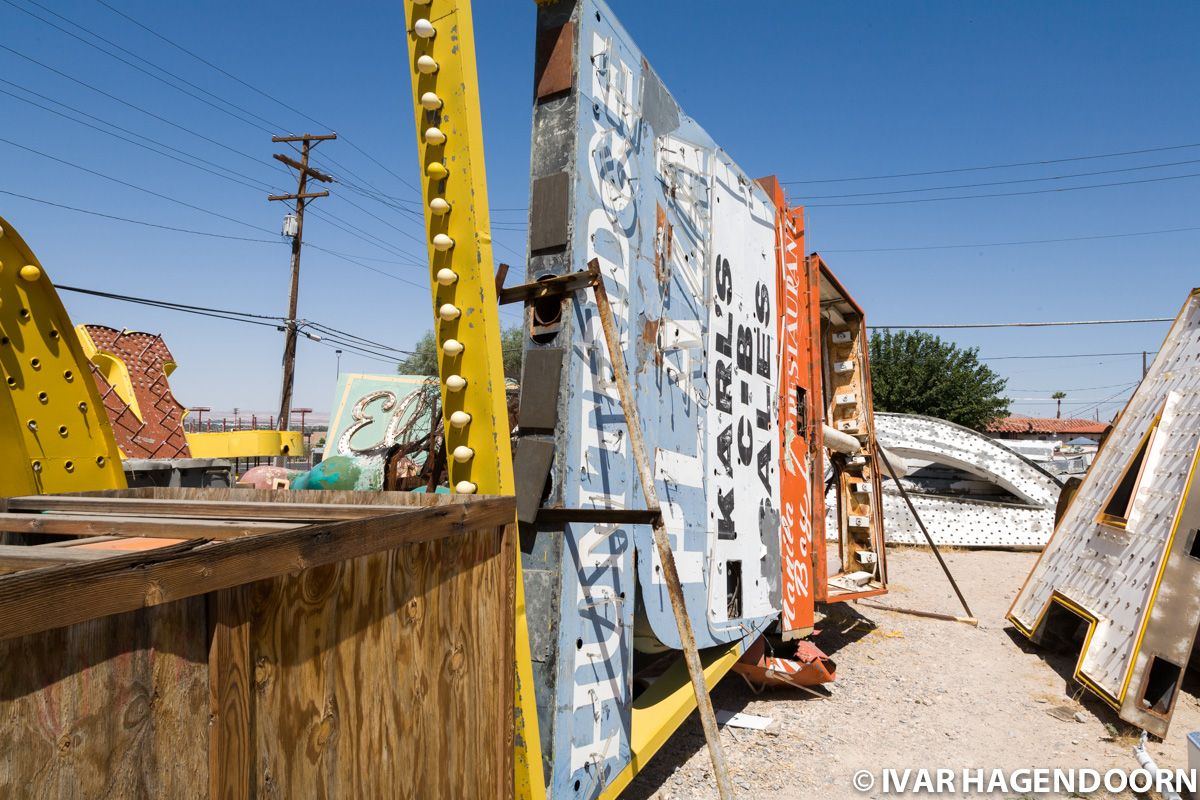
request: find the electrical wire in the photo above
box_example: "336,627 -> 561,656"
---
981,351 -> 1154,361
1073,383 -> 1140,418
0,42 -> 281,175
0,136 -> 277,234
88,0 -> 422,196
4,0 -> 277,136
55,284 -> 285,327
0,189 -> 281,243
805,172 -> 1200,208
0,83 -> 280,195
793,157 -> 1200,200
783,141 -> 1200,185
870,317 -> 1171,330
817,225 -> 1200,253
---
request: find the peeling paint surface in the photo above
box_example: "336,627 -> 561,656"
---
523,1 -> 781,794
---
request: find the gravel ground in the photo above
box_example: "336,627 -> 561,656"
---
621,546 -> 1200,799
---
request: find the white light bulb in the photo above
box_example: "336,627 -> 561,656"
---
455,480 -> 477,494
430,198 -> 451,215
453,445 -> 475,463
424,127 -> 446,145
439,303 -> 461,321
432,233 -> 454,251
442,338 -> 463,356
416,55 -> 438,74
435,267 -> 457,285
414,19 -> 436,38
446,374 -> 467,391
420,91 -> 442,110
449,410 -> 471,428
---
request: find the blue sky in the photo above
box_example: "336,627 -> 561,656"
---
2,0 -> 1196,422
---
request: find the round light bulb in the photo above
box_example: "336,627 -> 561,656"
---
452,445 -> 475,463
430,198 -> 450,215
424,126 -> 446,145
426,162 -> 448,179
439,303 -> 461,321
442,338 -> 463,356
436,267 -> 458,285
0,224 -> 5,238
432,233 -> 454,251
449,410 -> 471,428
19,264 -> 41,282
416,55 -> 439,74
413,0 -> 431,5
455,480 -> 477,494
446,374 -> 467,391
414,19 -> 436,38
420,91 -> 442,110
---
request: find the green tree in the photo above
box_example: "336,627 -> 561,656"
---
868,330 -> 1009,430
397,326 -> 525,378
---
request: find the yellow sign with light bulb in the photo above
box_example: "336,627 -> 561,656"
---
401,2 -> 546,798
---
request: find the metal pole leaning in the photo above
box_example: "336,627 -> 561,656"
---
877,447 -> 974,619
586,259 -> 735,800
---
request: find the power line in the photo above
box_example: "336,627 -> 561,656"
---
1,187 -> 429,287
88,0 -> 421,197
793,157 -> 1200,200
870,317 -> 1171,331
981,351 -> 1154,362
818,225 -> 1200,253
805,171 -> 1200,208
0,42 -> 282,176
4,0 -> 276,135
783,141 -> 1200,185
55,284 -> 285,328
1008,382 -> 1138,393
0,82 -> 280,195
0,135 -> 276,234
0,190 -> 281,243
1074,383 -> 1139,418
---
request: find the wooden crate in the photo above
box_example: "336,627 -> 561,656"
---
0,488 -> 516,800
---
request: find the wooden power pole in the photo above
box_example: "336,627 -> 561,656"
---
268,133 -> 335,465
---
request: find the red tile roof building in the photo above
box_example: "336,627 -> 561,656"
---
985,415 -> 1110,442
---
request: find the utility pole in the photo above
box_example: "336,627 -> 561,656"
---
268,132 -> 336,466
1142,351 -> 1148,379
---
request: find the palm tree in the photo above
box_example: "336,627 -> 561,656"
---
1052,391 -> 1066,419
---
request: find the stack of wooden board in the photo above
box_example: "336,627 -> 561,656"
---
0,488 -> 516,799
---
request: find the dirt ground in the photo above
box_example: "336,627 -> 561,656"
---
622,546 -> 1200,799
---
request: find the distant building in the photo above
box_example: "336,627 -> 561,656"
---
985,415 -> 1110,444
985,415 -> 1111,475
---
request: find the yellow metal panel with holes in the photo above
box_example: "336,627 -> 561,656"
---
185,430 -> 303,459
599,644 -> 744,800
0,214 -> 126,495
401,3 -> 545,798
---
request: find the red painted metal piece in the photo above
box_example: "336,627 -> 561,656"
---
761,176 -> 827,634
83,325 -> 191,459
732,635 -> 836,689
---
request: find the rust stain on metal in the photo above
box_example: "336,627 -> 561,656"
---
653,202 -> 673,290
534,20 -> 575,100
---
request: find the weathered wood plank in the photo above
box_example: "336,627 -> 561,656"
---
0,597 -> 209,798
2,496 -> 428,521
209,586 -> 252,800
0,512 -> 300,539
0,544 -> 126,569
0,497 -> 515,642
250,525 -> 514,799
